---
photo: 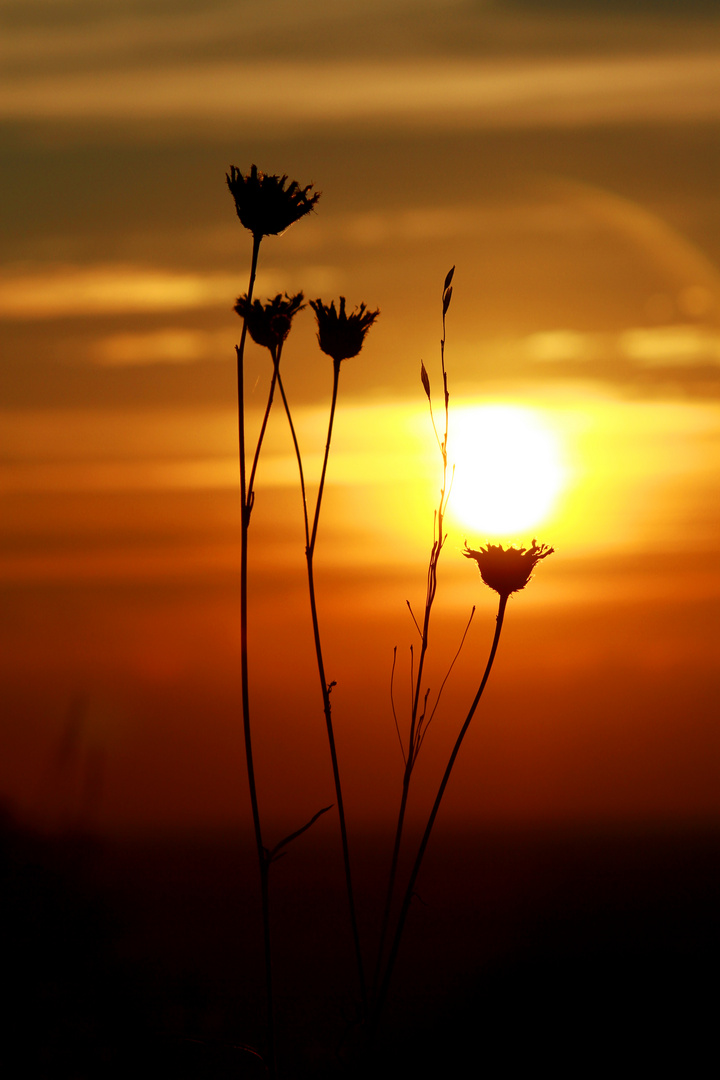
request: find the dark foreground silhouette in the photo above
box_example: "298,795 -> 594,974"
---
2,807 -> 718,1077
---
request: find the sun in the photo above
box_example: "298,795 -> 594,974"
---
446,403 -> 566,536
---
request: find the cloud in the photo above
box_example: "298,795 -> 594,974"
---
0,264 -> 336,320
0,266 -> 237,318
2,52 -> 720,129
619,325 -> 720,367
92,328 -> 228,366
523,325 -> 720,369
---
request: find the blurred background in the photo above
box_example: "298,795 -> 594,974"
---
2,0 -> 719,833
2,0 -> 720,1071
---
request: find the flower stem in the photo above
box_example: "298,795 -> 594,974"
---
309,358 -> 341,554
236,231 -> 275,1076
275,368 -> 310,548
279,358 -> 367,1013
372,593 -> 508,1028
246,361 -> 279,516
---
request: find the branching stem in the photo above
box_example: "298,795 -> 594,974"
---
372,276 -> 453,1000
373,593 -> 508,1025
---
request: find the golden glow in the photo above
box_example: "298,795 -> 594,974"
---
4,396 -> 720,589
0,266 -> 309,319
446,404 -> 566,537
3,54 -> 720,127
0,266 -> 236,318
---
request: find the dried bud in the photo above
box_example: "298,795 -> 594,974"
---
463,539 -> 554,598
234,292 -> 305,352
420,361 -> 431,399
310,297 -> 380,364
227,165 -> 320,238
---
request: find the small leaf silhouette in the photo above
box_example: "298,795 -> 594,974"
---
420,361 -> 431,399
268,804 -> 333,862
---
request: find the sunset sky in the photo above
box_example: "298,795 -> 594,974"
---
2,0 -> 720,836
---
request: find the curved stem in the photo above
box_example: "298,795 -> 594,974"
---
276,367 -> 310,549
279,357 -> 367,1013
372,593 -> 508,1028
309,359 -> 340,556
236,232 -> 275,1076
246,352 -> 280,516
307,550 -> 367,1012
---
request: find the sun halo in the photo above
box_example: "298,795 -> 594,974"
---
446,403 -> 566,538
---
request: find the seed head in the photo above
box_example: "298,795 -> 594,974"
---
310,297 -> 380,364
226,165 -> 320,238
463,539 -> 554,598
234,292 -> 305,353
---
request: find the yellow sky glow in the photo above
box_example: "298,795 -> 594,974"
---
3,394 -> 719,592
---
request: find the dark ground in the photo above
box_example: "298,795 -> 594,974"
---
2,806 -> 719,1077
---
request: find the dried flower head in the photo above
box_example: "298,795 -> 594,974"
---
226,165 -> 320,238
234,292 -> 305,353
310,297 -> 380,364
463,539 -> 554,598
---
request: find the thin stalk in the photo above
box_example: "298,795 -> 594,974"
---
309,358 -> 341,554
275,367 -> 310,548
246,361 -> 280,515
372,756 -> 411,996
371,540 -> 440,997
373,301 -> 451,999
236,232 -> 275,1075
278,357 -> 367,1013
373,593 -> 508,1026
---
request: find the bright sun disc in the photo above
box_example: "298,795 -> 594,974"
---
447,404 -> 566,536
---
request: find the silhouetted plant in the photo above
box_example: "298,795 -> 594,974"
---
373,267 -> 457,1002
228,165 -> 320,1079
279,296 -> 380,1016
227,165 -> 320,238
464,539 -> 554,596
373,424 -> 554,1023
234,291 -> 305,510
310,296 -> 379,366
225,168 -> 555,1075
234,291 -> 306,353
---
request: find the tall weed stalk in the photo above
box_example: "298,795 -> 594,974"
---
223,165 -> 554,1073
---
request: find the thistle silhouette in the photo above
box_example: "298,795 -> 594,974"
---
310,297 -> 380,365
228,166 -> 319,1079
464,540 -> 554,597
234,291 -> 305,353
222,166 -> 557,1074
227,164 -> 320,238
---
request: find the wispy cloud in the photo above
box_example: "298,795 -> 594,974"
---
92,328 -> 228,366
0,264 -> 335,319
2,53 -> 720,129
0,266 -> 237,318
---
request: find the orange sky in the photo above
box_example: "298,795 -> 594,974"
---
2,0 -> 720,835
